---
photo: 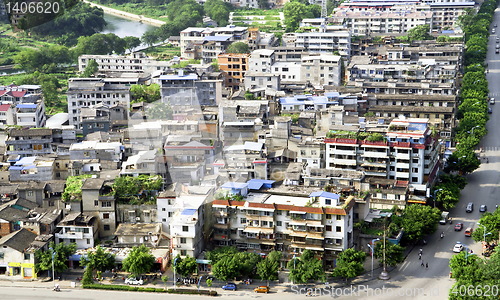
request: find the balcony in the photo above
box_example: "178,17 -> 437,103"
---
361,161 -> 387,168
56,231 -> 84,239
331,149 -> 356,156
214,223 -> 230,229
361,151 -> 388,158
395,162 -> 410,169
333,159 -> 357,166
213,233 -> 230,241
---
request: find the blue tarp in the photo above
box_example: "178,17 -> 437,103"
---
309,191 -> 340,200
247,179 -> 275,190
181,209 -> 197,216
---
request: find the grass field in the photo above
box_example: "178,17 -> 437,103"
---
143,45 -> 181,61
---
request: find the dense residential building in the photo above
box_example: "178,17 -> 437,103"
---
80,178 -> 116,238
8,156 -> 55,182
67,78 -> 136,128
78,53 -> 171,75
180,26 -> 248,59
324,118 -> 440,193
159,71 -> 223,114
217,53 -> 250,90
0,84 -> 41,103
0,104 -> 15,128
288,31 -> 352,58
211,190 -> 355,269
55,212 -> 98,249
5,128 -> 53,157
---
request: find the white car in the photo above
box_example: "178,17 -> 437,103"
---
453,243 -> 464,253
490,98 -> 495,105
125,277 -> 144,285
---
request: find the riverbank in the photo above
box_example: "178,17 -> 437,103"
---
82,0 -> 165,27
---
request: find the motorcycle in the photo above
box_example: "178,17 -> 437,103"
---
53,285 -> 61,292
440,232 -> 444,239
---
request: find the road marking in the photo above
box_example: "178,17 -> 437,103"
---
399,261 -> 410,271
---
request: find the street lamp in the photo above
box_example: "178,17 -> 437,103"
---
432,188 -> 443,208
367,238 -> 380,278
173,256 -> 179,289
477,223 -> 492,244
464,247 -> 477,263
468,126 -> 480,135
49,247 -> 56,284
378,224 -> 390,280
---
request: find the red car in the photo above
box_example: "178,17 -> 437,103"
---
454,223 -> 463,231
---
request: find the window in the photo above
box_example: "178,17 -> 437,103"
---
84,228 -> 89,234
27,191 -> 33,197
182,226 -> 189,232
70,239 -> 76,243
336,215 -> 341,221
87,239 -> 91,245
0,252 -> 3,259
336,226 -> 342,232
24,253 -> 30,260
326,214 -> 332,219
101,201 -> 112,207
180,250 -> 187,256
162,218 -> 166,222
240,218 -> 247,224
103,225 -> 110,231
277,221 -> 282,226
168,212 -> 173,217
180,238 -> 186,244
325,199 -> 331,205
326,225 -> 332,231
103,213 -> 109,219
94,200 -> 99,207
162,208 -> 166,211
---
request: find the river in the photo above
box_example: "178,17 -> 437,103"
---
101,13 -> 155,38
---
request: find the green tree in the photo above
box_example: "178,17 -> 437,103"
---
122,245 -> 155,278
124,36 -> 142,53
287,249 -> 325,284
82,266 -> 94,285
212,256 -> 239,282
14,45 -> 71,72
472,210 -> 500,244
62,175 -> 93,202
161,275 -> 168,289
332,248 -> 365,281
204,0 -> 231,26
82,59 -> 99,78
206,278 -> 213,290
257,251 -> 281,285
407,24 -> 433,41
257,0 -> 269,9
141,29 -> 162,47
146,102 -> 173,120
226,42 -> 250,54
374,240 -> 405,267
284,1 -> 311,32
173,255 -> 198,277
396,205 -> 441,243
130,84 -> 161,103
206,246 -> 239,264
75,33 -> 127,56
35,242 -> 76,277
80,246 -> 116,273
234,252 -> 261,277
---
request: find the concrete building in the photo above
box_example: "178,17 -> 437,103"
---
8,156 -> 55,182
15,101 -> 46,128
0,104 -> 15,128
67,78 -> 135,128
301,54 -> 342,87
291,31 -> 352,58
159,71 -> 223,115
78,52 -> 171,75
180,26 -> 248,59
114,223 -> 162,248
211,190 -> 355,269
0,84 -> 41,104
5,128 -> 53,157
81,178 -> 116,238
55,212 -> 98,250
324,118 -> 440,193
217,53 -> 250,90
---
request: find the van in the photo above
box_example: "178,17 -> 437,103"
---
465,228 -> 473,237
466,202 -> 474,213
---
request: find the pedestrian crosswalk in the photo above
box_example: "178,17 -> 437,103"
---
480,146 -> 500,151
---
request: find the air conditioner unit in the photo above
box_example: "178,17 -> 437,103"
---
176,245 -> 181,248
328,220 -> 333,224
136,217 -> 141,221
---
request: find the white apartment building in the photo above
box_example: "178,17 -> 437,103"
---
301,54 -> 342,87
248,49 -> 276,73
332,7 -> 433,35
78,53 -> 171,75
67,78 -> 135,128
211,191 -> 355,269
292,31 -> 352,58
15,101 -> 46,128
55,212 -> 98,250
324,118 -> 440,192
180,26 -> 248,59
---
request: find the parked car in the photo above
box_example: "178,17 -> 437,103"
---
222,283 -> 237,291
490,98 -> 495,105
480,205 -> 487,212
125,277 -> 144,285
492,29 -> 496,34
453,242 -> 464,253
497,37 -> 500,42
454,223 -> 463,231
254,286 -> 270,293
488,107 -> 493,114
465,227 -> 473,237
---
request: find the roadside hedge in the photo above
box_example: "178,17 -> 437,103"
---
83,284 -> 217,296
